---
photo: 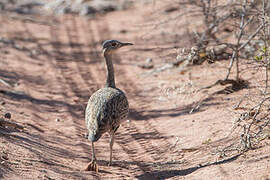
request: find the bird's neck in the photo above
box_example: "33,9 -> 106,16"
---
104,51 -> 116,88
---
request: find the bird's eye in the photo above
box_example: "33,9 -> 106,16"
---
111,42 -> 116,47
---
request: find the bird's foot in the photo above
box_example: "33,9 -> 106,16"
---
85,160 -> 98,172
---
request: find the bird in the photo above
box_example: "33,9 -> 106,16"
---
84,40 -> 133,172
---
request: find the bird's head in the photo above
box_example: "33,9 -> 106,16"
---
102,40 -> 133,54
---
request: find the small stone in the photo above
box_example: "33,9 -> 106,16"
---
164,7 -> 179,13
4,112 -> 11,119
120,29 -> 127,34
138,58 -> 154,69
55,118 -> 60,122
0,101 -> 5,105
127,119 -> 130,123
84,133 -> 88,139
1,155 -> 8,161
146,58 -> 152,63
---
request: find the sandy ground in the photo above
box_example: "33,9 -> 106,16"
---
0,1 -> 270,180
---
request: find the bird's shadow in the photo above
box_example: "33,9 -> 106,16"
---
135,154 -> 241,180
84,154 -> 240,179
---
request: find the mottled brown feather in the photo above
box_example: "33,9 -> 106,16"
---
85,86 -> 129,142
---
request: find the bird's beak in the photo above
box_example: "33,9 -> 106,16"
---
120,42 -> 133,47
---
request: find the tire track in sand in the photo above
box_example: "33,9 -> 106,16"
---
17,16 -> 104,179
20,14 -> 178,177
48,15 -> 149,177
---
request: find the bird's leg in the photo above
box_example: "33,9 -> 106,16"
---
85,141 -> 98,172
91,141 -> 96,162
108,132 -> 115,166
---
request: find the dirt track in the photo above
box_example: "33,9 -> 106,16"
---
0,13 -> 182,179
0,2 -> 270,180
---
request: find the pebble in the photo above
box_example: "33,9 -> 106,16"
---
55,118 -> 60,122
84,133 -> 88,139
146,58 -> 152,64
120,29 -> 127,34
1,155 -> 8,161
4,112 -> 11,119
138,58 -> 154,69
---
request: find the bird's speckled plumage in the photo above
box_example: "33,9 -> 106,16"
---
84,40 -> 132,171
85,87 -> 129,142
